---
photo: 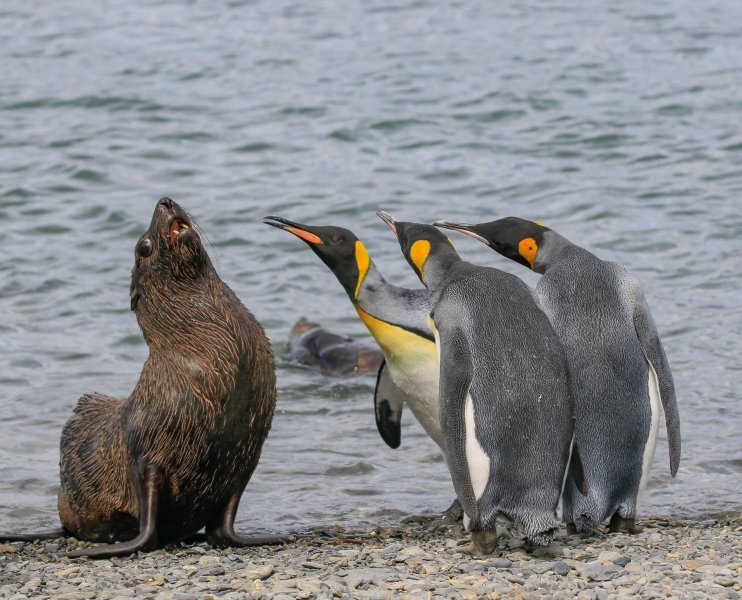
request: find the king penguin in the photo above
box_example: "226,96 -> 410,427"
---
436,216 -> 681,534
378,211 -> 582,554
263,216 -> 461,522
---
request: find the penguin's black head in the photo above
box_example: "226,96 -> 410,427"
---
377,211 -> 457,284
263,215 -> 371,301
435,216 -> 549,270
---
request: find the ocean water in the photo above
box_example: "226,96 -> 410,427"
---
1,0 -> 740,535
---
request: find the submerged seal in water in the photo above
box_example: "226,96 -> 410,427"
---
288,317 -> 383,377
4,198 -> 281,558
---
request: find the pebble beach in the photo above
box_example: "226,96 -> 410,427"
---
2,515 -> 739,599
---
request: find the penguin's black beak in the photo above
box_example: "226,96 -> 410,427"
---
263,215 -> 324,245
376,210 -> 399,238
434,220 -> 491,247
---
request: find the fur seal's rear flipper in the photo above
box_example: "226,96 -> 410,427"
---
64,464 -> 164,559
0,529 -> 66,542
205,493 -> 295,547
373,360 -> 404,449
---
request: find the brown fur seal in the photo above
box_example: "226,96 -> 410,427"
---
3,198 -> 282,558
288,317 -> 383,377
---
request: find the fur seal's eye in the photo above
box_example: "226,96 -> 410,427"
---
137,238 -> 153,258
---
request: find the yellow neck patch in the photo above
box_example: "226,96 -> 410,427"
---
409,239 -> 431,280
356,305 -> 436,361
518,237 -> 538,269
354,240 -> 370,299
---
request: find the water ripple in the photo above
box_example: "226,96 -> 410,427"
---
0,0 -> 740,533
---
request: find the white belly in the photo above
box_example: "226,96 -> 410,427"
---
636,360 -> 661,509
465,392 -> 491,501
355,306 -> 443,452
386,351 -> 443,450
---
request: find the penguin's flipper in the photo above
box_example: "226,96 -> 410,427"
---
373,360 -> 404,449
632,282 -> 681,476
437,325 -> 480,525
568,442 -> 588,496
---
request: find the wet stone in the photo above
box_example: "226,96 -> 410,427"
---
576,563 -> 623,582
529,561 -> 553,574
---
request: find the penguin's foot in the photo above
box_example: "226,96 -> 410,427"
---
470,527 -> 498,556
609,514 -> 643,534
402,499 -> 463,528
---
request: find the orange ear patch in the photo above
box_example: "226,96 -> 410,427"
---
410,239 -> 431,279
286,226 -> 323,245
518,237 -> 538,269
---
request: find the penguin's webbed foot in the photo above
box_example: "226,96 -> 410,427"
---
572,513 -> 598,535
470,527 -> 498,556
401,499 -> 463,529
609,514 -> 643,534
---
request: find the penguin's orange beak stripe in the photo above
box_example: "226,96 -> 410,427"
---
286,227 -> 323,245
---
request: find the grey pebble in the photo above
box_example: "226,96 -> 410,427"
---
490,557 -> 512,568
1,517 -> 739,599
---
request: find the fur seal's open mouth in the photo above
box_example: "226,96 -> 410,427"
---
169,218 -> 190,246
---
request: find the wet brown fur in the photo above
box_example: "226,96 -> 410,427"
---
57,198 -> 276,544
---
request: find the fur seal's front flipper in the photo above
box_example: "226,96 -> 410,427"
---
373,360 -> 404,449
632,282 -> 681,477
65,464 -> 164,559
205,492 -> 294,547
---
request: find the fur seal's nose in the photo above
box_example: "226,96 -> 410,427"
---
159,197 -> 174,211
